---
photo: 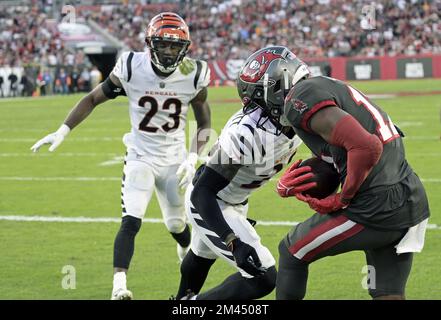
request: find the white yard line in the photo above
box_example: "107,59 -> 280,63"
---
0,128 -> 127,133
0,215 -> 439,230
0,153 -> 121,157
99,156 -> 125,166
404,136 -> 440,140
420,178 -> 441,183
367,94 -> 397,99
0,177 -> 121,181
0,137 -> 121,142
396,121 -> 424,127
1,176 -> 440,183
1,135 -> 439,143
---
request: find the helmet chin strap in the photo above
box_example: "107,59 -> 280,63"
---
283,68 -> 289,94
152,51 -> 177,74
263,73 -> 269,105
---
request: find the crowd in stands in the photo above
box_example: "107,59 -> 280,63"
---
0,2 -> 96,97
0,0 -> 440,97
0,66 -> 102,98
85,0 -> 441,60
0,4 -> 88,69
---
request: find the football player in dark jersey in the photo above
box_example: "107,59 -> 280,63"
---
237,46 -> 430,300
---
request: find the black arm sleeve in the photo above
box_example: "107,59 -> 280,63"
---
190,166 -> 234,242
101,76 -> 126,99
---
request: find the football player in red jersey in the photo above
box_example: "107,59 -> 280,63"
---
237,46 -> 430,300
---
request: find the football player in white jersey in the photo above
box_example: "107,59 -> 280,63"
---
175,106 -> 305,299
30,12 -> 211,300
175,46 -> 315,300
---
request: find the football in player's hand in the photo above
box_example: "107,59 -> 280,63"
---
298,157 -> 340,199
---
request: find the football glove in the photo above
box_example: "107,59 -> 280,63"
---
227,236 -> 267,277
277,159 -> 317,197
176,152 -> 198,192
295,193 -> 349,215
30,124 -> 70,153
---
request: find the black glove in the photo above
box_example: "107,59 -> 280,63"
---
227,237 -> 267,276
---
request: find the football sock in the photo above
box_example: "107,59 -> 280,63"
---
276,240 -> 309,300
113,215 -> 142,269
113,272 -> 127,290
176,250 -> 216,299
171,223 -> 191,248
196,266 -> 277,300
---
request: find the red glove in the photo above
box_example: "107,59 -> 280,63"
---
295,193 -> 349,215
277,159 -> 317,198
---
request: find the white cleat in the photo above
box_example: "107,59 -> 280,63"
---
180,289 -> 197,300
111,288 -> 133,300
177,244 -> 190,263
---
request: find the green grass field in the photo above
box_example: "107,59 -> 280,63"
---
0,79 -> 440,300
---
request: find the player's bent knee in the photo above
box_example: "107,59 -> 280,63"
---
276,239 -> 309,300
120,215 -> 142,235
181,250 -> 216,276
278,239 -> 308,266
255,266 -> 277,297
166,217 -> 187,234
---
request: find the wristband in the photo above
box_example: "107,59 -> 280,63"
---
224,233 -> 238,250
56,124 -> 71,137
188,152 -> 198,166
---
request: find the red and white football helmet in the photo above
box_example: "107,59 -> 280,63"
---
145,12 -> 191,74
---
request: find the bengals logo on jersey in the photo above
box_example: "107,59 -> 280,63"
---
239,50 -> 282,83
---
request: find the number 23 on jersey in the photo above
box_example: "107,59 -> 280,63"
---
138,96 -> 182,133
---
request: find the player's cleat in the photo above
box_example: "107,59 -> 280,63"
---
111,288 -> 133,300
177,243 -> 190,263
180,289 -> 196,300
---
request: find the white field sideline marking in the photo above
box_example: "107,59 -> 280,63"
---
404,136 -> 441,141
1,176 -> 441,183
2,136 -> 439,143
99,156 -> 125,166
0,215 -> 439,230
0,128 -> 127,133
0,153 -> 120,157
367,94 -> 397,99
0,137 -> 121,142
0,177 -> 121,181
396,121 -> 423,127
2,151 -> 441,159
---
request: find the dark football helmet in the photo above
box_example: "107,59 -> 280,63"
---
237,46 -> 310,130
145,12 -> 191,74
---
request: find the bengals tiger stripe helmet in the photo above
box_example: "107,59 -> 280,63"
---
145,12 -> 191,73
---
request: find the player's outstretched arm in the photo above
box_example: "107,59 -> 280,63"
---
177,87 -> 212,191
190,148 -> 266,276
189,87 -> 211,154
30,74 -> 122,153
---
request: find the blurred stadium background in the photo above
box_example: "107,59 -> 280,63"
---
0,0 -> 440,299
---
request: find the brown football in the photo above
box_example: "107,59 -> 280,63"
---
298,157 -> 340,199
